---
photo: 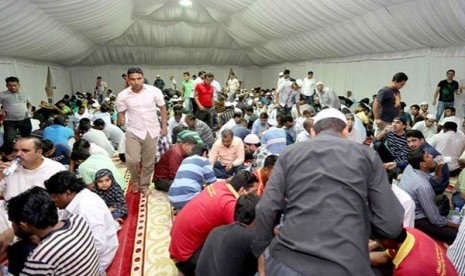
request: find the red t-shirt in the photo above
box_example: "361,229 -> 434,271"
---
195,83 -> 214,107
390,227 -> 457,276
153,144 -> 185,181
169,182 -> 238,261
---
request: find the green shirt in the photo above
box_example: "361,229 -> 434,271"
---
61,105 -> 73,115
182,80 -> 194,99
79,154 -> 127,189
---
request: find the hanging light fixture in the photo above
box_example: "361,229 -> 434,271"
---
179,0 -> 192,7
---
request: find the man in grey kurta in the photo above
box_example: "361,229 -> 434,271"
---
252,108 -> 404,276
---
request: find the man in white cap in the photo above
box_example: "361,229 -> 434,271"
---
314,82 -> 340,109
252,108 -> 403,276
276,79 -> 303,117
412,113 -> 437,139
243,134 -> 271,170
420,102 -> 429,116
244,133 -> 261,164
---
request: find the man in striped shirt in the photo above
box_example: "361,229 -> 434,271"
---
398,149 -> 459,244
260,119 -> 287,155
7,187 -> 99,275
168,144 -> 217,210
375,116 -> 410,163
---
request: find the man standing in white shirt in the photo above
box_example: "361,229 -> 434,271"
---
117,67 -> 168,195
277,79 -> 303,117
226,73 -> 240,102
169,75 -> 177,90
45,171 -> 118,271
95,76 -> 108,104
301,71 -> 316,104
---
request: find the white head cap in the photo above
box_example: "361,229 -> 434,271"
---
313,108 -> 347,125
426,114 -> 436,120
244,134 -> 260,144
294,79 -> 303,88
268,119 -> 278,126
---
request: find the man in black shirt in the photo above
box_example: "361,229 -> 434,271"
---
373,72 -> 408,133
195,193 -> 260,276
433,69 -> 461,122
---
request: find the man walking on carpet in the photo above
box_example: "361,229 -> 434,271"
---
117,67 -> 168,195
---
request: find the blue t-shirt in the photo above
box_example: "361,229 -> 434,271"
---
43,125 -> 74,145
50,143 -> 71,165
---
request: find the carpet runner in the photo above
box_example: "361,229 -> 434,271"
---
106,167 -> 177,276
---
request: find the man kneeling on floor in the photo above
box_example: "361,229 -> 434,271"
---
6,187 -> 100,275
153,136 -> 197,192
169,170 -> 258,276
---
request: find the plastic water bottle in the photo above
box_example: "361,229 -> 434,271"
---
3,157 -> 20,176
460,206 -> 465,218
452,207 -> 461,225
1,265 -> 9,275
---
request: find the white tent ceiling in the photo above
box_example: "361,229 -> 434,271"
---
1,0 -> 465,66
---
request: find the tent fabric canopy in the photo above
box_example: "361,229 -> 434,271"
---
1,0 -> 465,66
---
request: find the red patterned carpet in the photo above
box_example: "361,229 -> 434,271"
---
106,190 -> 140,276
106,167 -> 177,276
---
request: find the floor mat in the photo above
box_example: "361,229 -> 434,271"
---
107,164 -> 177,276
106,191 -> 140,276
130,190 -> 177,275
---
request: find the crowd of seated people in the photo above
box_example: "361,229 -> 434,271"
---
0,67 -> 465,275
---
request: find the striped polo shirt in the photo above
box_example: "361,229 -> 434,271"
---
261,127 -> 287,155
168,155 -> 217,209
386,131 -> 410,162
21,214 -> 100,275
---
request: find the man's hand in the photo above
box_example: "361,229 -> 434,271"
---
225,164 -> 233,172
384,162 -> 397,170
368,239 -> 380,251
447,222 -> 460,229
375,119 -> 383,127
198,105 -> 205,111
258,254 -> 266,276
117,114 -> 125,127
370,251 -> 391,266
160,126 -> 168,136
0,229 -> 14,257
0,161 -> 12,180
432,100 -> 437,106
